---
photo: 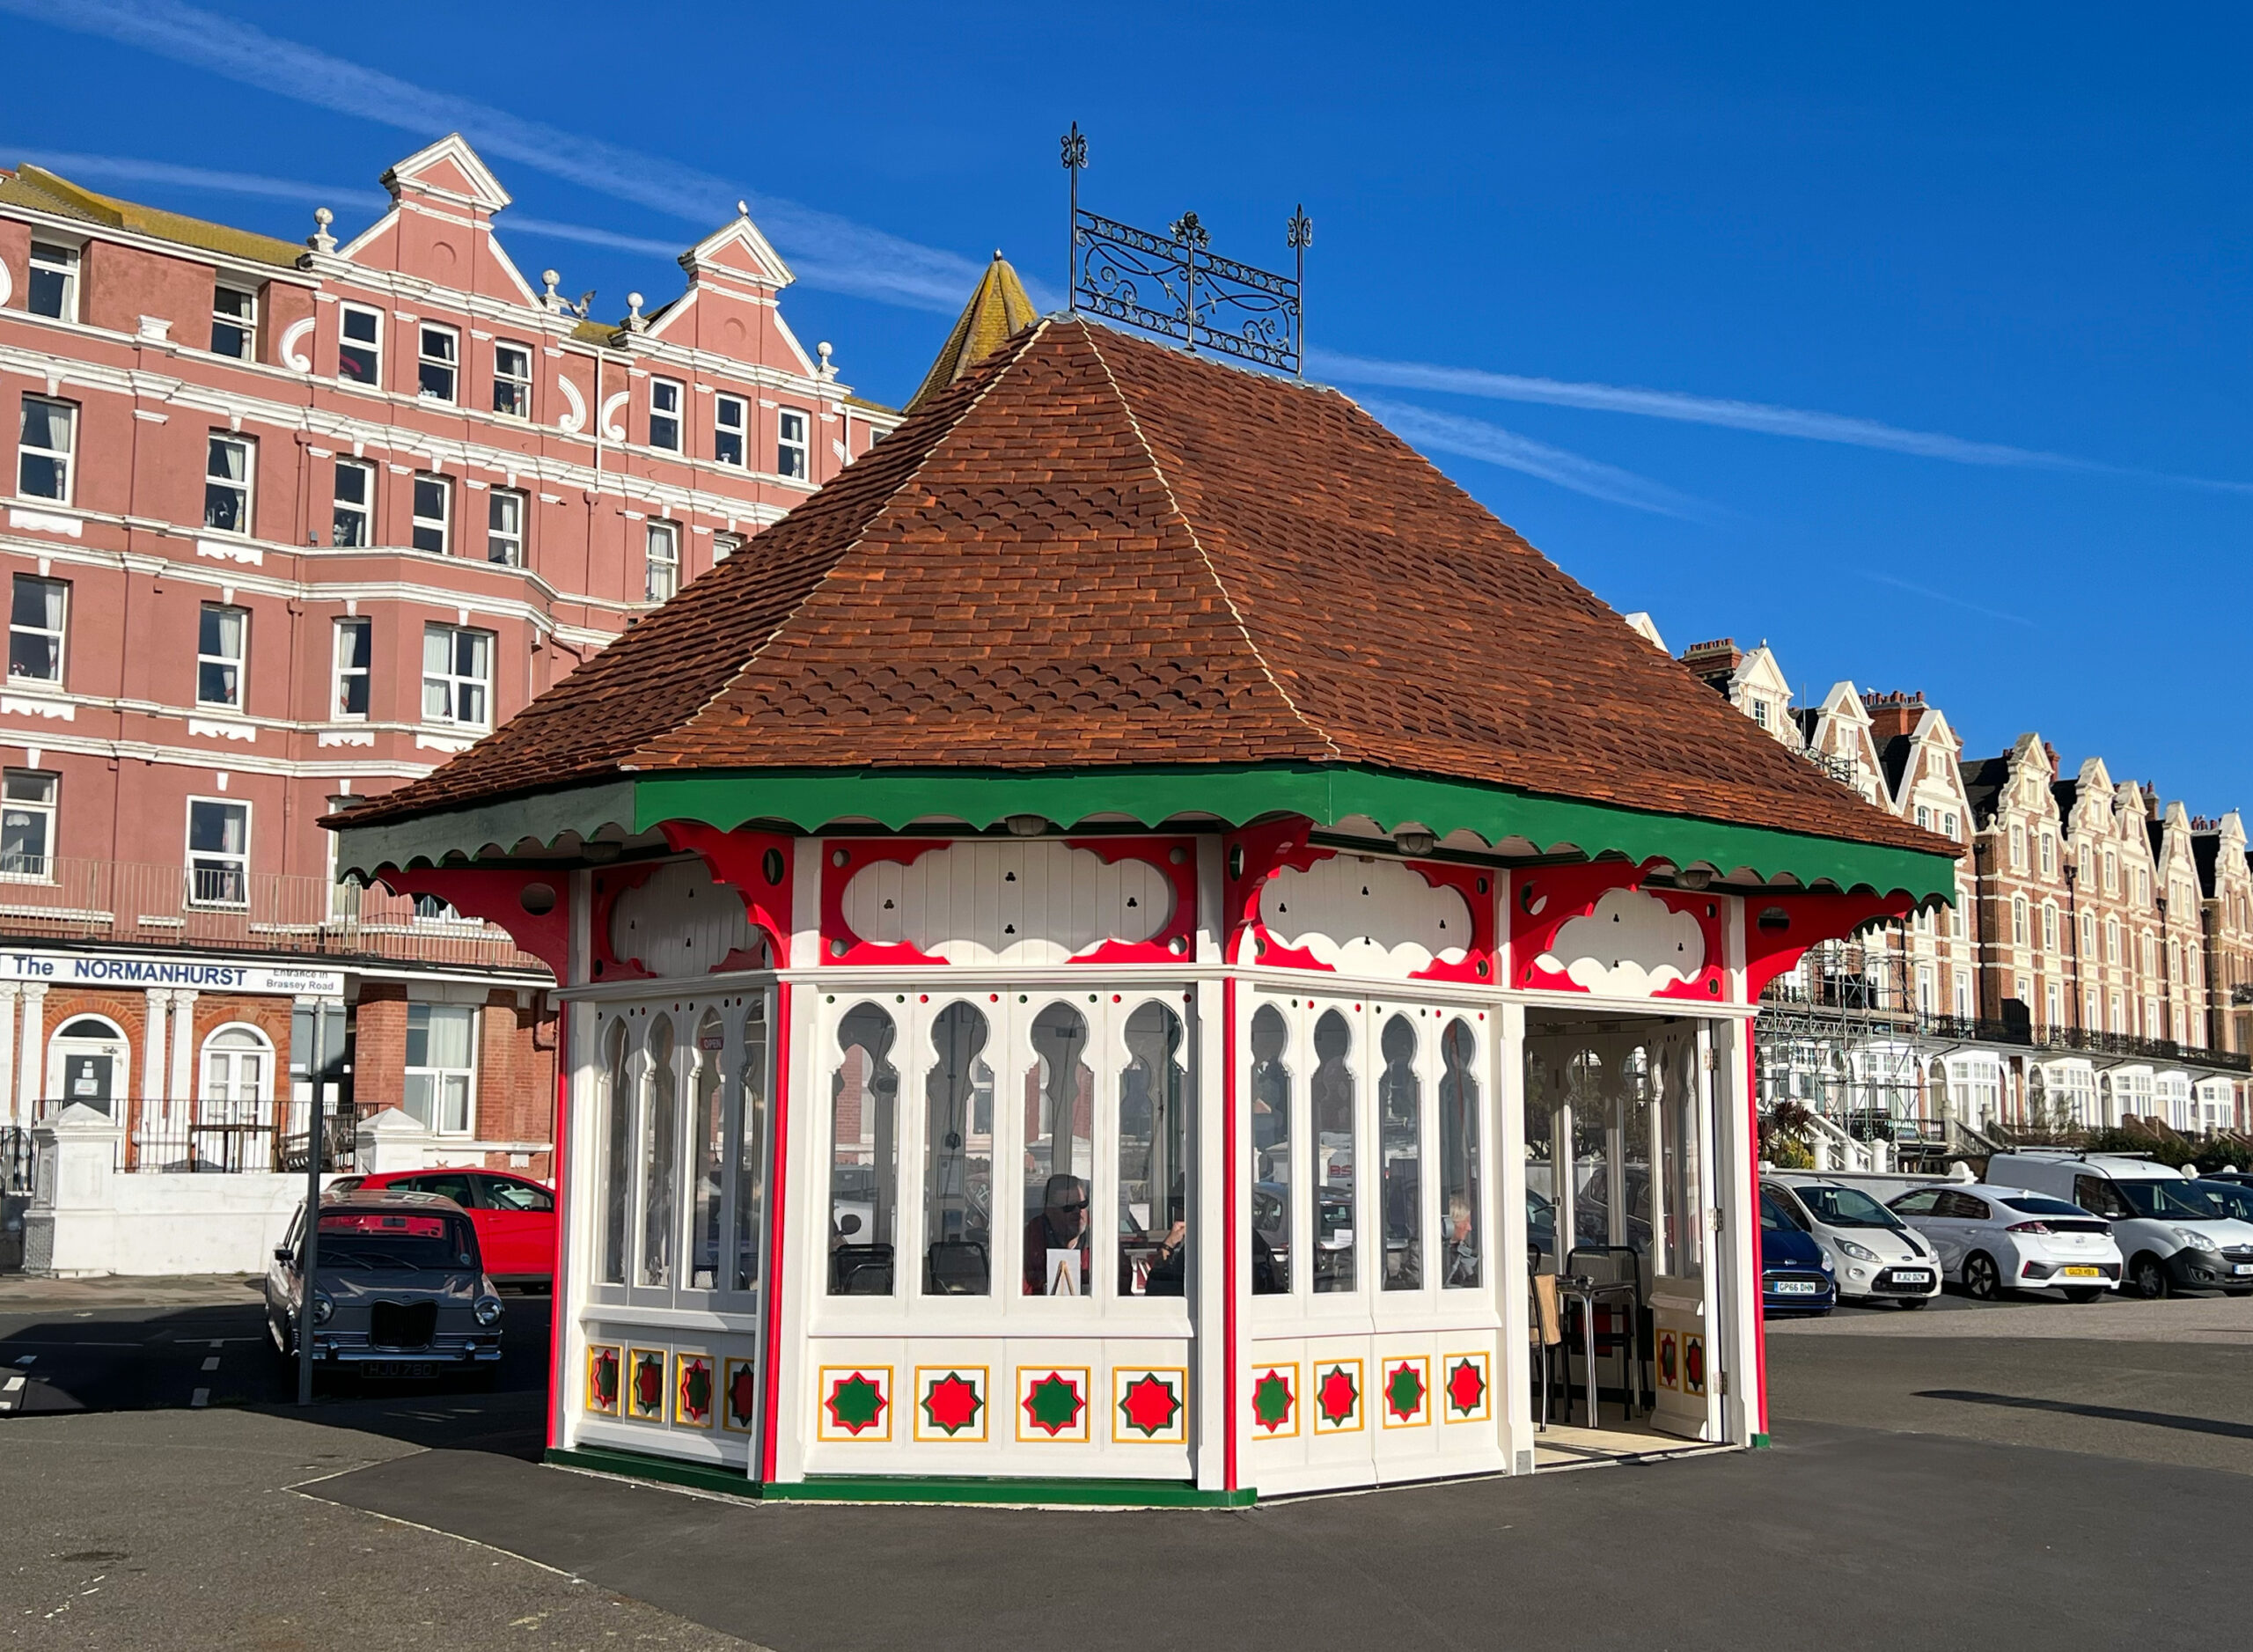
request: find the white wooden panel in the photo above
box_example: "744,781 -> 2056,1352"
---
1260,856 -> 1471,978
1533,885 -> 1706,996
609,859 -> 757,979
841,841 -> 1173,965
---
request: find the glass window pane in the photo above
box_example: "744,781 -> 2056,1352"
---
601,1021 -> 632,1284
1244,1000 -> 1297,1297
689,1012 -> 726,1291
402,1071 -> 435,1129
1023,1002 -> 1092,1296
1439,1018 -> 1480,1288
1311,1009 -> 1355,1292
830,1005 -> 899,1295
732,999 -> 769,1294
405,1004 -> 431,1068
1379,1014 -> 1421,1290
425,1004 -> 473,1068
1119,1002 -> 1189,1296
640,1016 -> 678,1288
921,1002 -> 994,1296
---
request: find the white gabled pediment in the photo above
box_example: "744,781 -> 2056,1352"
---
382,134 -> 512,214
680,210 -> 795,291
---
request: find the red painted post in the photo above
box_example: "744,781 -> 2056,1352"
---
758,980 -> 793,1488
1222,973 -> 1239,1492
546,999 -> 569,1452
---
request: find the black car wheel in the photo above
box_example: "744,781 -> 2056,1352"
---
1964,1252 -> 2002,1302
2129,1254 -> 2169,1300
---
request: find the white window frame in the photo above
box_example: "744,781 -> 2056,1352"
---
649,378 -> 683,452
17,394 -> 76,504
337,303 -> 384,386
185,796 -> 251,910
404,1002 -> 479,1134
713,531 -> 744,561
714,393 -> 746,466
195,601 -> 248,710
332,615 -> 371,721
203,432 -> 254,537
417,322 -> 459,403
332,459 -> 374,547
776,407 -> 809,480
1,767 -> 58,883
492,340 -> 533,418
645,520 -> 680,602
211,283 -> 257,361
27,240 -> 79,323
9,572 -> 68,686
487,487 -> 526,567
411,474 -> 451,555
422,621 -> 493,731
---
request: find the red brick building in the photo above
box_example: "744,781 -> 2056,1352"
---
0,135 -> 896,1171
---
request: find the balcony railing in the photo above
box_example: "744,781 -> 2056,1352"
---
1758,997 -> 2252,1074
0,856 -> 546,974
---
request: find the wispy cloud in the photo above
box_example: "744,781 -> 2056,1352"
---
5,147 -> 373,208
1,0 -> 985,311
1858,570 -> 2036,629
1311,347 -> 2253,496
1356,394 -> 1714,519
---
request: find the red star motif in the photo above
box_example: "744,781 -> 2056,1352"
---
1445,1358 -> 1486,1416
1316,1364 -> 1359,1425
1118,1373 -> 1180,1437
727,1364 -> 758,1428
922,1371 -> 984,1436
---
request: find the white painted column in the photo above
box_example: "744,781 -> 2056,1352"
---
168,989 -> 199,1122
18,982 -> 47,1120
0,983 -> 18,1127
1494,1001 -> 1533,1476
142,988 -> 171,1135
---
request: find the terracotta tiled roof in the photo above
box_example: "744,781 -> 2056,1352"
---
344,316 -> 1949,857
0,165 -> 306,268
903,252 -> 1039,414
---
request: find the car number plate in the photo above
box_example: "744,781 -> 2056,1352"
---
1891,1271 -> 1932,1285
1772,1280 -> 1821,1295
2235,1264 -> 2253,1277
2060,1266 -> 2102,1279
363,1361 -> 439,1378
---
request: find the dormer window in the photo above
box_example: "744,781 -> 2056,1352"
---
417,325 -> 459,402
1750,699 -> 1769,730
27,242 -> 78,322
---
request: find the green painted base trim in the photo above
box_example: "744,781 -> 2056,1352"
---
546,1446 -> 1255,1508
1750,1432 -> 1772,1450
547,1443 -> 763,1499
775,1474 -> 1254,1508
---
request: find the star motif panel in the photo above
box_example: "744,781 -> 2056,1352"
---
627,1347 -> 667,1422
722,1357 -> 760,1434
1441,1352 -> 1490,1423
914,1366 -> 990,1443
1112,1368 -> 1187,1444
673,1352 -> 716,1428
1682,1334 -> 1707,1399
1380,1355 -> 1430,1428
1655,1329 -> 1680,1391
817,1365 -> 894,1442
1016,1367 -> 1092,1443
1310,1358 -> 1363,1434
584,1342 -> 621,1418
1249,1363 -> 1299,1438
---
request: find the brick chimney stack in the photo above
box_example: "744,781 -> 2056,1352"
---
1677,637 -> 1743,696
1860,689 -> 1927,742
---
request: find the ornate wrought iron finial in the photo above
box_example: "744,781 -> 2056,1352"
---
1287,205 -> 1312,380
1060,122 -> 1088,171
1287,205 -> 1313,252
1062,123 -> 1088,313
1171,210 -> 1210,249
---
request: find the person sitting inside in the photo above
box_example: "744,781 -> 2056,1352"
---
1024,1173 -> 1091,1296
1442,1193 -> 1480,1288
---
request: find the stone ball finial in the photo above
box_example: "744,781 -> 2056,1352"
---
541,269 -> 560,288
314,207 -> 334,227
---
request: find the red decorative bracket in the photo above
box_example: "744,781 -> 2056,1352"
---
818,839 -> 950,966
376,865 -> 572,980
658,821 -> 796,968
1509,859 -> 1655,990
1067,836 -> 1199,964
1405,861 -> 1499,986
1743,892 -> 1915,1002
1222,816 -> 1333,968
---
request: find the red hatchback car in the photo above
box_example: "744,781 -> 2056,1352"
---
330,1169 -> 556,1289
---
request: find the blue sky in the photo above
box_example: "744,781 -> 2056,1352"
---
5,2 -> 2249,811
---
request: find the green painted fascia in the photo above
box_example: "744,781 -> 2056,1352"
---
335,779 -> 637,874
634,763 -> 1956,899
544,1446 -> 1254,1508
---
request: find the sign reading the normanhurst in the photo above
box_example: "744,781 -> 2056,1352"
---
0,951 -> 345,996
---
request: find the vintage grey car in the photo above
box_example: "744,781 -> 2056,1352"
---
266,1187 -> 505,1381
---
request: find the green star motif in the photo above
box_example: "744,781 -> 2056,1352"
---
826,1373 -> 885,1435
1022,1371 -> 1085,1436
1385,1362 -> 1425,1421
1251,1369 -> 1294,1431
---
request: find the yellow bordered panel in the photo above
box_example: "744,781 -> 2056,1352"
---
1248,1362 -> 1299,1440
1112,1367 -> 1188,1445
1379,1355 -> 1431,1428
1655,1328 -> 1681,1391
721,1356 -> 760,1434
1016,1366 -> 1093,1443
584,1342 -> 622,1418
625,1347 -> 667,1422
1440,1351 -> 1491,1423
817,1364 -> 894,1443
913,1365 -> 990,1443
1683,1334 -> 1707,1399
1310,1358 -> 1365,1435
672,1352 -> 716,1429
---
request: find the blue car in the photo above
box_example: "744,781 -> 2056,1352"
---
1761,1188 -> 1836,1315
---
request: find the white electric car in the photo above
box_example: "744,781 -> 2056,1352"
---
1985,1153 -> 2253,1300
1762,1178 -> 1942,1307
1886,1182 -> 2123,1302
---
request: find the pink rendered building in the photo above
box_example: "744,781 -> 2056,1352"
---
0,135 -> 898,1179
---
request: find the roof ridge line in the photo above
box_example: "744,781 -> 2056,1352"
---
1076,324 -> 1343,762
623,318 -> 1056,772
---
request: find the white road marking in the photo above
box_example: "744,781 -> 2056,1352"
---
201,1355 -> 221,1371
14,1355 -> 34,1366
190,1388 -> 209,1408
3,1374 -> 25,1389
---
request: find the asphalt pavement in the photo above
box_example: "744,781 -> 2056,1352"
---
4,1278 -> 2250,1650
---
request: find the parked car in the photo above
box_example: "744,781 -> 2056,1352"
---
1763,1178 -> 1941,1306
1985,1153 -> 2253,1299
266,1188 -> 505,1383
1759,1188 -> 1836,1315
329,1167 -> 555,1289
1886,1182 -> 2123,1302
